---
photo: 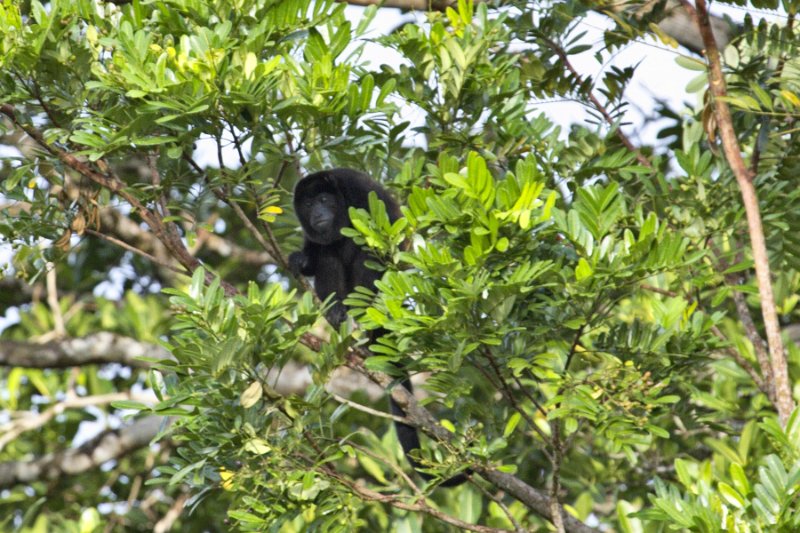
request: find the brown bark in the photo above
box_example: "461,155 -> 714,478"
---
0,417 -> 164,489
684,0 -> 794,424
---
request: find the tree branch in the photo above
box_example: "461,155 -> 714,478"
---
345,351 -> 598,533
0,333 -> 172,368
0,105 -> 237,296
683,0 -> 794,424
0,336 -> 390,402
0,392 -> 153,451
536,37 -> 652,169
710,325 -> 768,396
0,416 -> 164,489
153,492 -> 188,533
711,244 -> 775,399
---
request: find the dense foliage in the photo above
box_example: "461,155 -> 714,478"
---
1,0 -> 799,531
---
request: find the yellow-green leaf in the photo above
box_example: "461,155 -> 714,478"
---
240,381 -> 263,408
244,438 -> 271,455
576,258 -> 593,281
244,52 -> 257,79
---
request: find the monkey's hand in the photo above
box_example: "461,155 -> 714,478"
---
288,251 -> 310,277
326,302 -> 349,328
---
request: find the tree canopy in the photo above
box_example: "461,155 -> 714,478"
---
1,0 -> 800,531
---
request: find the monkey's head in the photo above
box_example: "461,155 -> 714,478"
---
293,172 -> 349,244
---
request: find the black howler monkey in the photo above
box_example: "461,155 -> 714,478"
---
289,168 -> 467,487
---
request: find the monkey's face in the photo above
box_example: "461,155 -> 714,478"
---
307,192 -> 337,233
297,190 -> 346,244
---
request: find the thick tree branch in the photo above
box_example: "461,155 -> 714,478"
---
0,416 -> 164,489
683,0 -> 794,424
0,335 -> 388,400
0,333 -> 172,368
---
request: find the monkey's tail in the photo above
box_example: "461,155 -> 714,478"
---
389,376 -> 469,487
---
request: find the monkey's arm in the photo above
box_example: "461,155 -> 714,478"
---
289,240 -> 319,277
314,257 -> 349,327
292,244 -> 349,327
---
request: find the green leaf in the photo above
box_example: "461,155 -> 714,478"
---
440,419 -> 456,433
705,438 -> 742,464
576,258 -> 593,280
730,463 -> 751,496
503,412 -> 522,438
228,511 -> 266,525
674,458 -> 694,488
444,38 -> 467,70
111,400 -> 150,411
357,453 -> 387,484
718,482 -> 746,508
675,55 -> 708,71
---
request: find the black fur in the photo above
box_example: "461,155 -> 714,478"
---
290,168 -> 401,327
290,168 -> 467,487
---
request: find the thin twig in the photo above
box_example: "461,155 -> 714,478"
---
346,442 -> 424,497
45,260 -> 65,337
480,348 -> 553,457
710,325 -> 768,395
84,229 -> 188,275
149,152 -> 172,225
470,477 -> 525,533
0,392 -> 152,450
228,122 -> 249,169
640,284 -> 678,297
731,291 -> 775,397
330,393 -> 408,423
549,422 -> 565,533
537,37 -> 652,169
547,324 -> 587,533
